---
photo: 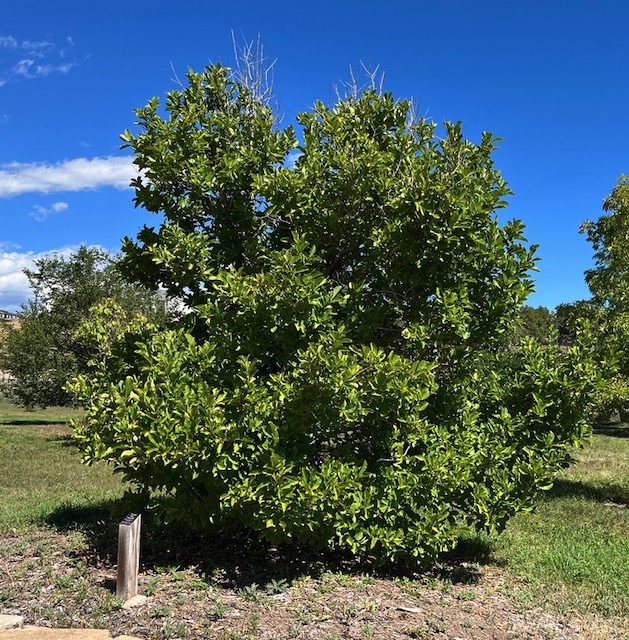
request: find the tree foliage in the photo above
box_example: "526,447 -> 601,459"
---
71,65 -> 601,563
580,176 -> 629,420
0,246 -> 171,408
512,305 -> 555,345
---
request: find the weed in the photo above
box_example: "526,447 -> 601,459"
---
188,577 -> 209,591
144,575 -> 161,596
239,582 -> 265,603
94,593 -> 125,615
163,618 -> 187,638
207,600 -> 228,621
426,614 -> 446,633
361,597 -> 379,612
264,577 -> 289,595
55,573 -> 73,589
148,604 -> 172,618
0,588 -> 17,604
247,610 -> 261,632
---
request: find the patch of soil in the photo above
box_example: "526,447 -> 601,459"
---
0,527 -> 625,640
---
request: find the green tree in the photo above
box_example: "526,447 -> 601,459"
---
0,246 -> 171,408
555,300 -> 598,346
580,176 -> 629,420
513,305 -> 555,344
70,64 -> 601,564
582,176 -> 629,311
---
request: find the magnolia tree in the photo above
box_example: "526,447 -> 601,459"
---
70,65 -> 601,563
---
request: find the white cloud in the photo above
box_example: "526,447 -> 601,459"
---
29,201 -> 69,222
13,58 -> 74,78
0,244 -> 89,312
0,36 -> 17,48
21,40 -> 53,53
0,156 -> 136,197
0,34 -> 77,85
51,201 -> 68,213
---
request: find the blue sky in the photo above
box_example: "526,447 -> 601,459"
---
1,0 -> 627,312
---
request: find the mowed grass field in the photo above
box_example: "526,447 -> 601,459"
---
0,397 -> 627,639
0,397 -> 124,530
494,429 -> 629,617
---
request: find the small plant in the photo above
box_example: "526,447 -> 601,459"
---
168,567 -> 186,582
264,578 -> 289,595
206,600 -> 228,621
94,593 -> 125,615
426,614 -> 446,633
148,604 -> 172,618
188,577 -> 210,591
55,573 -> 74,589
144,575 -> 160,596
361,597 -> 378,612
247,610 -> 261,632
406,627 -> 429,640
239,582 -> 265,603
163,618 -> 187,639
457,589 -> 477,601
0,588 -> 17,605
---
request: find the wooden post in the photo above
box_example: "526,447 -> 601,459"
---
116,512 -> 141,600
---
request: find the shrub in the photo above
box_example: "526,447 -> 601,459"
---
70,64 -> 601,563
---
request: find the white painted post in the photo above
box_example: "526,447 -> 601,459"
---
116,512 -> 141,600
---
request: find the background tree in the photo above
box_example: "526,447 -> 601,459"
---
555,300 -> 599,346
580,176 -> 629,420
0,246 -> 171,408
71,64 -> 601,564
512,305 -> 555,344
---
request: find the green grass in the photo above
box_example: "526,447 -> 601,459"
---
0,400 -> 124,531
494,430 -> 629,617
0,396 -> 84,425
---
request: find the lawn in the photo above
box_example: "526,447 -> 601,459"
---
0,399 -> 627,640
495,428 -> 629,618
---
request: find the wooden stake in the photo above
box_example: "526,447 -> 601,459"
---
116,512 -> 141,600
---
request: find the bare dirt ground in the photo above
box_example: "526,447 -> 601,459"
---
0,524 -> 625,640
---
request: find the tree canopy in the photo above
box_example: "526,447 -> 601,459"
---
71,64 -> 601,564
